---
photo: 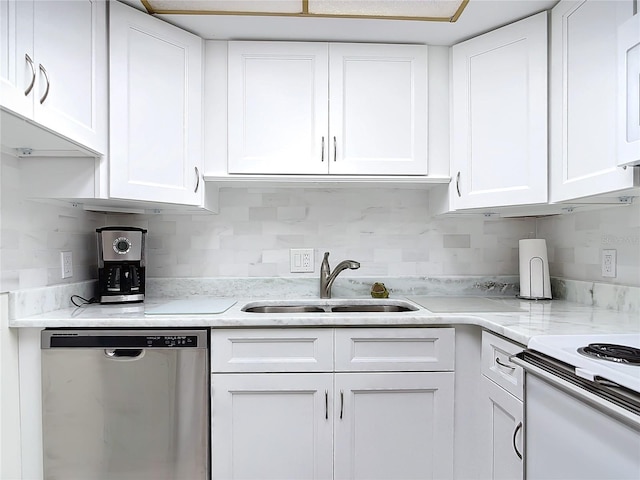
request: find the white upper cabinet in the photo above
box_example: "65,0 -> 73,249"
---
450,12 -> 548,210
227,41 -> 328,174
109,1 -> 204,206
617,11 -> 640,167
550,0 -> 637,202
0,0 -> 32,119
328,43 -> 428,175
227,41 -> 428,176
0,0 -> 107,155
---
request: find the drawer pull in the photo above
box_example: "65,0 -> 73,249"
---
513,422 -> 523,460
325,390 -> 328,420
496,357 -> 516,371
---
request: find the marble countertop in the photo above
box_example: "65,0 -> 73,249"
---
10,295 -> 640,347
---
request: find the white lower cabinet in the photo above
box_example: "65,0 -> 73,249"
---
480,331 -> 524,480
211,327 -> 455,480
211,373 -> 334,480
480,376 -> 524,480
334,372 -> 454,480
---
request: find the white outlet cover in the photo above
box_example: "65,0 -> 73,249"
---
602,249 -> 616,278
61,251 -> 73,279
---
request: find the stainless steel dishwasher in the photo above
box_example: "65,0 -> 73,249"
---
41,328 -> 210,480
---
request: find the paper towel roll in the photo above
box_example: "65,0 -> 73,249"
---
519,239 -> 551,299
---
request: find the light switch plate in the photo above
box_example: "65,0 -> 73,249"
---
290,248 -> 314,273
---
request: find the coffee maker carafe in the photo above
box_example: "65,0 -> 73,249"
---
97,227 -> 147,303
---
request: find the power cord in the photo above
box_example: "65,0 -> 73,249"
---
70,295 -> 98,307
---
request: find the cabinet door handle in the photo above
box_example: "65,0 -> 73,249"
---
321,136 -> 325,162
339,390 -> 344,419
39,64 -> 50,104
333,136 -> 337,162
513,421 -> 523,460
194,166 -> 200,193
325,390 -> 328,420
496,357 -> 516,371
24,54 -> 36,96
456,171 -> 461,197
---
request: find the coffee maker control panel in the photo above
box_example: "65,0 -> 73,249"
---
113,237 -> 132,255
99,229 -> 145,263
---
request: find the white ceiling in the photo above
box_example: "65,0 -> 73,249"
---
119,0 -> 559,46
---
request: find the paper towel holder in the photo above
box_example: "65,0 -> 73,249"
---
518,239 -> 552,300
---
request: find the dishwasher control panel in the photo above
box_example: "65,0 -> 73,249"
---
42,330 -> 208,349
146,335 -> 199,347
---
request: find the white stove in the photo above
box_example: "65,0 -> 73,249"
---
516,333 -> 640,479
528,333 -> 640,393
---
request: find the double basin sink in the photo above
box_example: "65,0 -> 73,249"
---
242,299 -> 418,314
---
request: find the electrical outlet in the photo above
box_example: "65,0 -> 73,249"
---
602,249 -> 616,278
290,248 -> 314,273
60,251 -> 73,279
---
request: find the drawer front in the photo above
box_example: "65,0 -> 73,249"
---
335,328 -> 455,372
211,329 -> 334,373
481,330 -> 524,400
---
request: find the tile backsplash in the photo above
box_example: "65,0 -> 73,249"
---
107,187 -> 536,279
1,149 -> 639,294
0,154 -> 105,292
537,202 -> 640,287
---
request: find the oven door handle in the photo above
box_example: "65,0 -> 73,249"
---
511,355 -> 640,428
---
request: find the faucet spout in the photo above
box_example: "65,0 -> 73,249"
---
320,252 -> 360,299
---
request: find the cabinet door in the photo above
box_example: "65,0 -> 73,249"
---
32,0 -> 107,154
617,12 -> 640,167
550,0 -> 637,201
329,43 -> 427,175
211,373 -> 333,480
228,41 -> 329,174
480,377 -> 523,480
109,1 -> 203,205
0,0 -> 33,119
451,12 -> 548,209
334,372 -> 454,480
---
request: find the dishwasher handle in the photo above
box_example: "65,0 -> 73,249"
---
104,349 -> 145,360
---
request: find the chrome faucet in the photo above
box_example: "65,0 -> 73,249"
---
320,252 -> 360,299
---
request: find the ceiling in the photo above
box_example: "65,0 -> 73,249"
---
119,0 -> 559,46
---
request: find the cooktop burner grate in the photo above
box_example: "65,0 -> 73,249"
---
577,343 -> 640,365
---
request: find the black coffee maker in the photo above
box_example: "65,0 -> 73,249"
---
97,227 -> 147,304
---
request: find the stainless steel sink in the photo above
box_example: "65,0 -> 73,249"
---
242,305 -> 326,313
330,304 -> 415,313
241,300 -> 418,313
